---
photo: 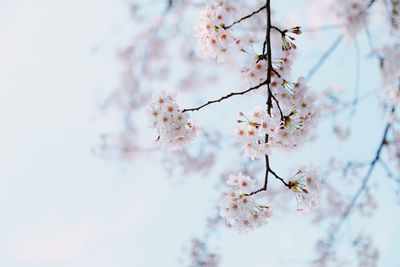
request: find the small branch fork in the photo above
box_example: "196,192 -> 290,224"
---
245,166 -> 290,196
253,0 -> 289,194
245,134 -> 290,197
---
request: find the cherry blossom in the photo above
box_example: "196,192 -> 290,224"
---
241,55 -> 293,89
235,77 -> 319,159
197,0 -> 241,62
149,90 -> 197,150
234,107 -> 273,160
121,0 -> 400,264
288,165 -> 321,213
219,173 -> 271,232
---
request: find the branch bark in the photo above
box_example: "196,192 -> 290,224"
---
223,4 -> 267,29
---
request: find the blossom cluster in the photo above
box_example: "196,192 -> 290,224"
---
197,0 -> 240,61
150,1 -> 322,233
234,109 -> 272,160
235,77 -> 319,160
219,173 -> 272,232
242,55 -> 293,89
149,91 -> 197,150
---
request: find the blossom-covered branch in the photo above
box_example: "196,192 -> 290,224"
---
149,0 -> 321,232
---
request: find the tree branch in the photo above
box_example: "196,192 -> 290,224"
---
223,4 -> 267,29
245,148 -> 270,196
269,167 -> 290,188
271,25 -> 284,34
182,80 -> 267,113
246,1 -> 289,195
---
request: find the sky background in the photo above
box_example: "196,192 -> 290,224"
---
0,0 -> 399,266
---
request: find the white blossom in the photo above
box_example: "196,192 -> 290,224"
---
288,165 -> 321,213
241,55 -> 293,90
219,172 -> 271,232
149,90 -> 197,150
196,0 -> 241,62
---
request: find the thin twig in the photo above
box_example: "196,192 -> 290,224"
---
223,4 -> 267,29
269,167 -> 290,188
182,80 -> 267,112
271,25 -> 284,34
245,147 -> 270,196
265,0 -> 273,115
245,0 -> 289,195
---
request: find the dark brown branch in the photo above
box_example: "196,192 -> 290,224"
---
182,80 -> 267,112
266,84 -> 273,115
270,89 -> 284,121
245,148 -> 270,196
261,0 -> 271,57
272,68 -> 281,78
263,4 -> 284,121
264,0 -> 273,116
263,155 -> 270,189
245,158 -> 290,196
186,0 -> 288,197
269,167 -> 290,188
271,25 -> 284,34
264,1 -> 272,81
247,1 -> 289,195
246,132 -> 289,196
223,4 -> 267,29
